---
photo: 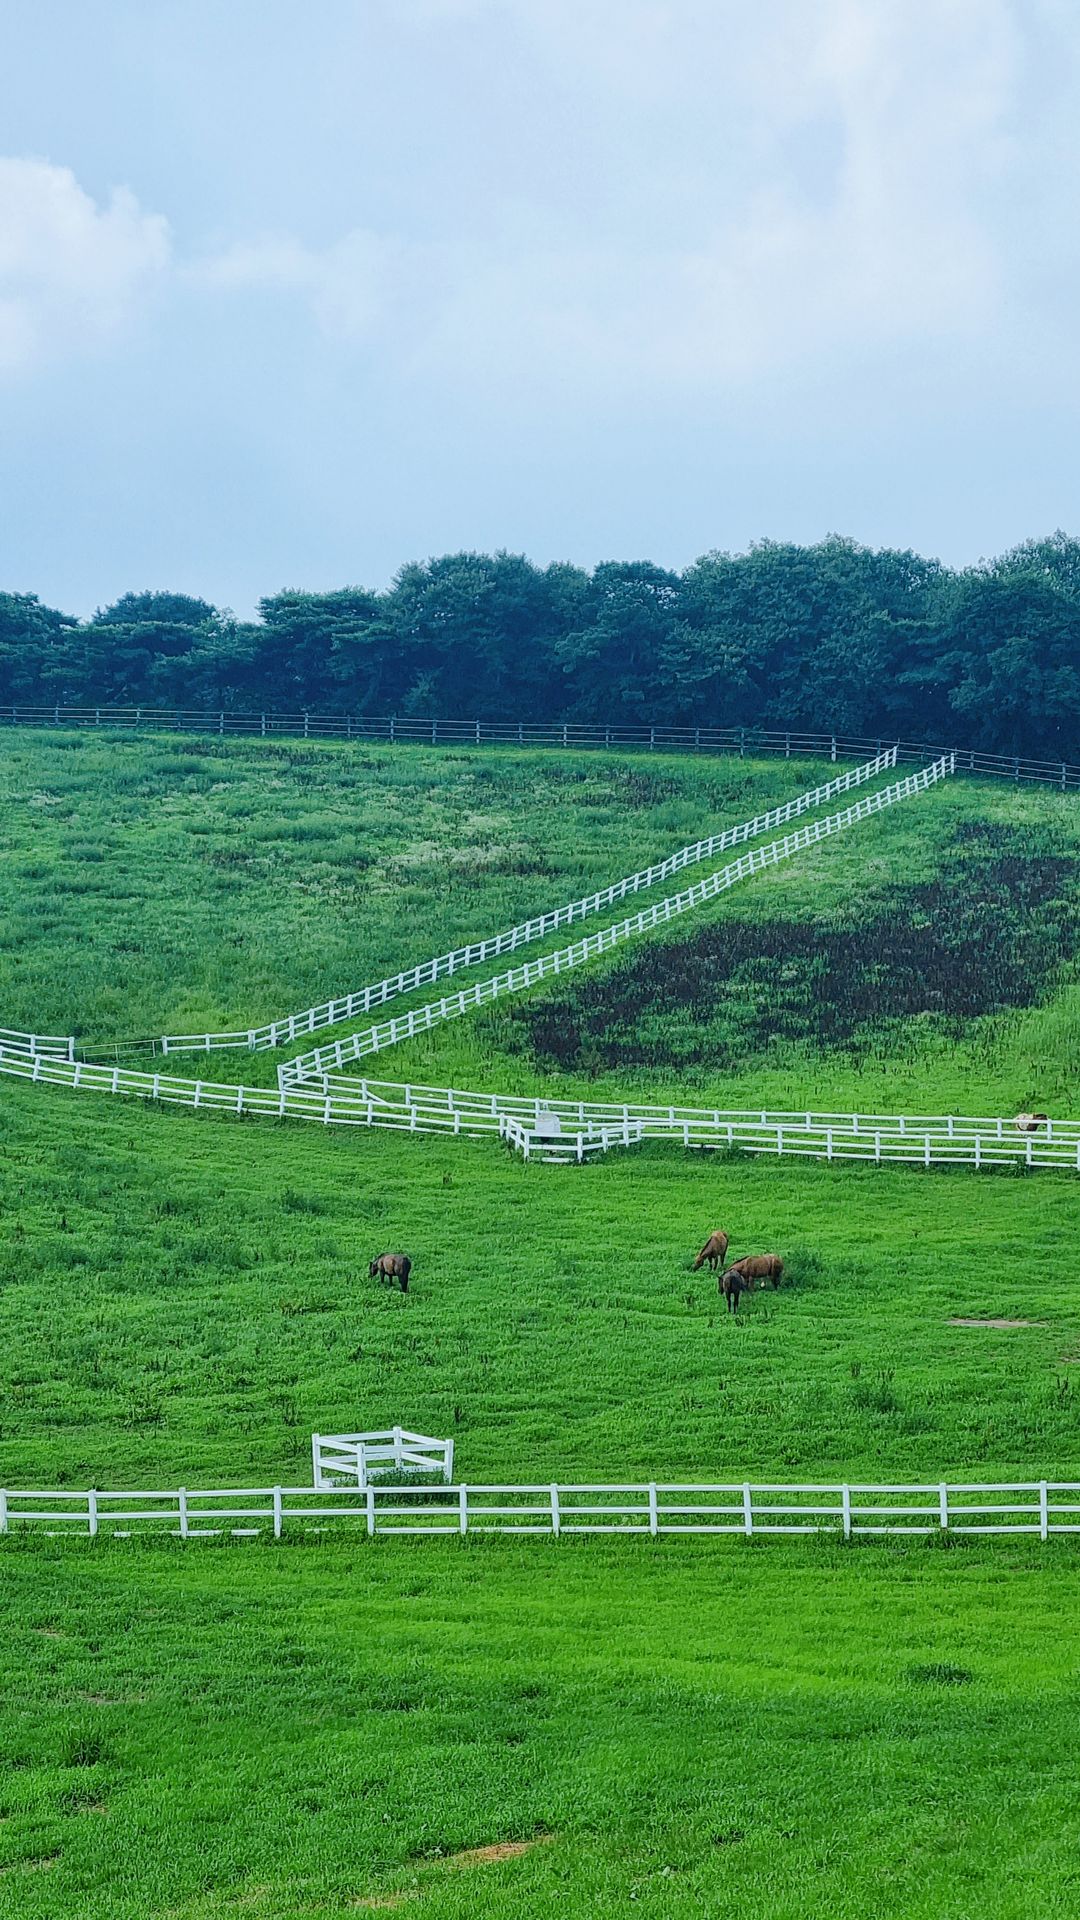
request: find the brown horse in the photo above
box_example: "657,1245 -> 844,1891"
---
720,1269 -> 751,1313
370,1252 -> 411,1293
724,1253 -> 784,1289
693,1230 -> 730,1272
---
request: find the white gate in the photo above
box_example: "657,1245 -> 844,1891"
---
311,1426 -> 454,1489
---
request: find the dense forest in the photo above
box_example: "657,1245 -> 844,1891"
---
3,533 -> 1080,756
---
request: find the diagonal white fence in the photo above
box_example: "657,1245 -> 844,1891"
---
280,755 -> 950,1083
1,1477 -> 1078,1541
139,748 -> 895,1055
6,744 -> 1068,1175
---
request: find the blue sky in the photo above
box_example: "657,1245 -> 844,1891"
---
2,0 -> 1078,617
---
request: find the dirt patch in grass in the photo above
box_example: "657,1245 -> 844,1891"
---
949,1318 -> 1047,1329
441,1837 -> 554,1869
354,1836 -> 555,1907
497,828 -> 1078,1074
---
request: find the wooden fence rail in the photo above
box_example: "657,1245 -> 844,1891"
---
2,1479 -> 1079,1541
2,705 -> 1078,789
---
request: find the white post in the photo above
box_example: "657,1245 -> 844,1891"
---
0,1489 -> 7,1533
273,1487 -> 283,1539
742,1483 -> 754,1536
87,1489 -> 99,1538
311,1433 -> 321,1488
648,1484 -> 659,1536
366,1484 -> 376,1536
938,1483 -> 949,1531
178,1488 -> 189,1540
445,1439 -> 455,1483
550,1484 -> 561,1536
459,1484 -> 469,1535
393,1425 -> 404,1468
1039,1481 -> 1049,1541
841,1485 -> 852,1539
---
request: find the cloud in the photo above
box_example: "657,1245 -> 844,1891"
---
0,157 -> 170,375
6,1 -> 1079,416
187,229 -> 411,345
183,0 -> 1045,404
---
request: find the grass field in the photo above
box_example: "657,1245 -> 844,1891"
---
3,730 -> 1080,1915
4,1538 -> 1079,1919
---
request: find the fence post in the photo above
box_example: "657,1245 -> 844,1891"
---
178,1488 -> 189,1540
1039,1481 -> 1049,1540
648,1483 -> 659,1536
831,735 -> 837,761
841,1485 -> 852,1539
742,1483 -> 754,1536
366,1484 -> 376,1536
87,1489 -> 99,1538
938,1484 -> 949,1532
393,1425 -> 404,1468
219,710 -> 225,735
273,1487 -> 283,1539
458,1484 -> 469,1535
0,1489 -> 7,1534
311,1434 -> 321,1487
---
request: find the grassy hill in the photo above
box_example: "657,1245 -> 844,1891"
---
2,729 -> 1079,1916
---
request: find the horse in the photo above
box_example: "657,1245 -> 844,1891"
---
370,1252 -> 411,1293
724,1253 -> 784,1289
719,1268 -> 751,1313
693,1230 -> 730,1272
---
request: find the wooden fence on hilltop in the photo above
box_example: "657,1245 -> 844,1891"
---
2,704 -> 1078,789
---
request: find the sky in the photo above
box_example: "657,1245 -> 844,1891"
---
2,0 -> 1080,618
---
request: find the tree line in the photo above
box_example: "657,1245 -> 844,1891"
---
3,532 -> 1079,757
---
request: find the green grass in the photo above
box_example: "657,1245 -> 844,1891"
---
4,729 -> 1080,1915
3,1538 -> 1080,1919
0,732 -> 833,1047
3,1078 -> 1079,1490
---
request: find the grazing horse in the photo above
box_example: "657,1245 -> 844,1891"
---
726,1253 -> 784,1289
1015,1112 -> 1049,1134
370,1252 -> 411,1293
719,1268 -> 751,1313
693,1230 -> 730,1272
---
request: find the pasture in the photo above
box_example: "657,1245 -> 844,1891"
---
2,729 -> 1080,1914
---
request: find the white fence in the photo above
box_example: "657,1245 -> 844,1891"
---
0,1027 -> 74,1060
132,749 -> 898,1056
281,756 -> 952,1083
2,1478 -> 1079,1541
6,742 -> 1075,1176
3,1044 -> 1078,1169
311,1427 -> 454,1489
